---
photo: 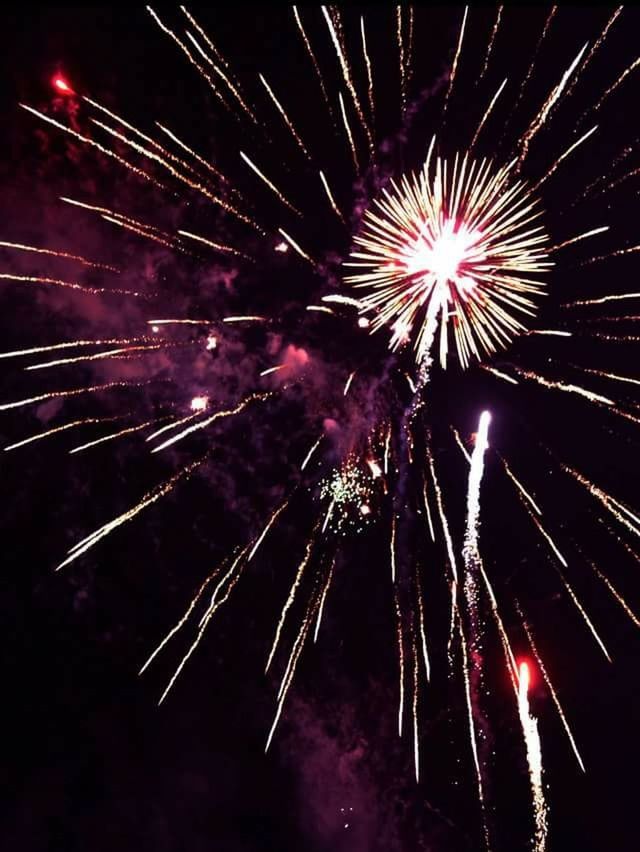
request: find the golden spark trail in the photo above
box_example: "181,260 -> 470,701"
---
338,93 -> 359,172
177,230 -> 250,259
146,319 -> 209,326
4,417 -> 118,453
0,272 -> 142,298
0,241 -> 119,273
508,7 -> 557,125
240,151 -> 301,215
452,426 -> 471,463
575,366 -> 640,389
301,436 -> 323,471
421,474 -> 435,542
470,78 -> 507,151
260,365 -> 285,377
426,444 -> 458,583
20,104 -> 169,193
319,170 -> 345,223
265,520 -> 320,672
0,379 -> 158,413
501,457 -> 542,515
415,563 -> 431,681
411,622 -> 420,782
517,43 -> 587,169
525,330 -> 571,337
406,7 -> 415,90
479,563 -> 518,693
313,558 -> 335,643
321,6 -> 374,153
549,226 -> 609,253
517,662 -> 548,852
259,73 -> 311,159
69,418 -> 164,454
223,315 -> 267,324
442,6 -> 468,119
512,367 -> 614,406
589,55 -> 640,117
580,243 -> 640,267
393,585 -> 405,737
152,392 -> 271,452
25,343 -> 170,371
396,6 -> 406,113
57,456 -> 206,571
517,605 -> 585,771
565,292 -> 640,307
390,511 -> 398,582
322,294 -> 363,309
587,557 -> 640,628
155,122 -> 234,187
180,6 -> 234,75
276,228 -> 314,265
292,7 -> 334,119
562,464 -> 640,539
343,370 -> 356,396
565,6 -> 623,100
306,305 -> 334,315
481,365 -> 519,385
0,337 -> 150,360
100,214 -> 192,256
360,16 -> 375,122
532,126 -> 598,191
146,412 -> 203,442
479,6 -> 503,80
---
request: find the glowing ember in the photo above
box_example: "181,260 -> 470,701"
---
190,395 -> 209,412
52,75 -> 74,95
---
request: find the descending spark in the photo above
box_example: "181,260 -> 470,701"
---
411,622 -> 420,782
0,379 -> 158,413
319,170 -> 345,223
338,92 -> 359,172
321,6 -> 373,153
25,343 -> 169,371
343,370 -> 356,396
590,55 -> 640,117
292,7 -> 334,119
276,228 -> 314,265
396,6 -> 406,113
20,104 -> 169,192
265,522 -> 319,673
501,457 -> 542,515
518,607 -> 585,771
517,43 -> 587,169
146,411 -> 203,442
155,122 -> 233,187
4,417 -> 118,453
406,6 -> 415,90
0,272 -> 142,298
421,474 -> 435,543
479,6 -> 503,80
146,318 -> 209,326
415,563 -> 431,681
565,6 -> 623,100
313,558 -> 335,643
426,444 -> 458,583
390,511 -> 398,582
587,557 -> 640,628
580,243 -> 640,267
517,662 -> 548,852
525,330 -> 571,337
442,6 -> 468,119
259,73 -> 310,160
360,16 -> 375,122
57,456 -> 207,571
260,365 -> 286,377
481,365 -> 519,385
549,226 -> 609,252
562,465 -> 640,539
177,230 -> 249,259
223,315 -> 266,324
151,392 -> 271,452
393,585 -> 405,737
512,367 -> 614,406
69,418 -> 163,454
532,125 -> 598,191
508,7 -> 557,124
0,241 -> 119,273
470,78 -> 507,151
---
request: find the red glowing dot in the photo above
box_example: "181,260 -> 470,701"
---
53,75 -> 74,96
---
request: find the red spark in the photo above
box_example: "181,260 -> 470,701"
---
52,75 -> 75,96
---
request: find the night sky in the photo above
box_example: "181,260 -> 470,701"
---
1,6 -> 640,851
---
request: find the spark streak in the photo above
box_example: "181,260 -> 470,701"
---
517,662 -> 548,852
0,379 -> 159,413
259,73 -> 310,159
442,6 -> 468,119
4,417 -> 119,453
470,78 -> 507,151
319,170 -> 345,224
479,6 -> 503,80
0,241 -> 119,273
69,418 -> 163,454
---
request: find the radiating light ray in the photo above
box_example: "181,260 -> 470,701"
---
574,366 -> 640,389
507,7 -> 557,127
390,511 -> 398,582
4,416 -> 119,453
565,6 -> 623,100
411,621 -> 420,782
25,342 -> 170,371
470,78 -> 507,151
396,6 -> 406,113
301,436 -> 323,471
415,562 -> 431,682
586,556 -> 640,628
511,367 -> 614,406
501,457 -> 542,515
562,464 -> 640,539
260,365 -> 286,377
481,364 -> 519,385
322,294 -> 363,309
0,379 -> 159,413
406,6 -> 415,90
479,562 -> 519,692
147,318 -> 209,326
393,584 -> 405,737
314,557 -> 335,643
517,662 -> 548,852
343,370 -> 356,396
564,292 -> 640,307
0,337 -> 150,360
57,455 -> 206,571
152,392 -> 271,452
532,125 -> 598,191
525,330 -> 571,337
180,6 -> 234,75
360,16 -> 375,122
479,6 -> 503,80
421,474 -> 435,543
580,243 -> 640,268
0,272 -> 143,298
145,411 -> 203,442
426,443 -> 458,583
306,305 -> 334,315
20,104 -> 169,192
517,42 -> 587,169
155,122 -> 234,188
451,425 -> 471,463
517,605 -> 585,772
321,5 -> 373,153
442,6 -> 468,119
549,226 -> 609,252
265,521 -> 319,673
338,92 -> 360,172
292,6 -> 334,121
223,315 -> 267,324
259,73 -> 311,159
0,240 -> 119,273
240,150 -> 302,215
276,228 -> 314,265
319,170 -> 345,224
69,418 -> 165,454
177,230 -> 249,259
589,55 -> 640,117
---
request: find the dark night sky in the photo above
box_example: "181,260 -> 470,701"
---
1,6 -> 640,851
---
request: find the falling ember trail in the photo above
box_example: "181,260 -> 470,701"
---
518,662 -> 548,852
